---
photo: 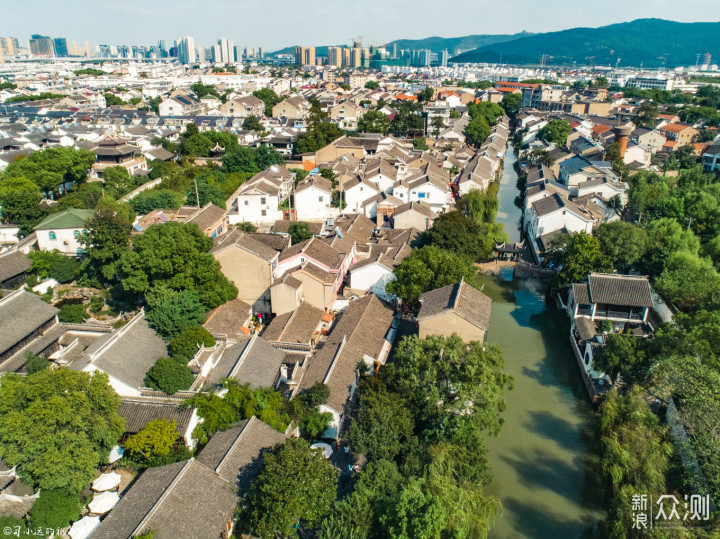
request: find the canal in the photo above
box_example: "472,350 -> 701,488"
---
481,147 -> 606,537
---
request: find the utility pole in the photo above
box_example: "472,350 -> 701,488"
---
194,179 -> 200,207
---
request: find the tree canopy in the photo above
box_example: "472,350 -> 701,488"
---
241,438 -> 339,538
82,196 -> 135,282
537,119 -> 572,146
0,369 -> 124,493
2,147 -> 95,192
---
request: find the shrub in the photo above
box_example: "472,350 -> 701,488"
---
25,352 -> 50,374
58,303 -> 89,323
50,256 -> 81,284
168,327 -> 216,363
28,489 -> 82,531
144,358 -> 194,395
145,290 -> 207,339
89,295 -> 105,314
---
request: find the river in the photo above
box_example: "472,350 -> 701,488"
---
481,147 -> 606,537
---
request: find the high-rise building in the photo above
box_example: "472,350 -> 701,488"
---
196,47 -> 206,63
158,40 -> 166,52
328,46 -> 342,67
440,49 -> 449,67
29,35 -> 54,56
258,47 -> 264,59
177,36 -> 196,64
53,38 -> 68,57
350,47 -> 361,68
211,44 -> 221,63
234,46 -> 243,62
0,37 -> 16,55
218,38 -> 234,63
85,41 -> 93,58
294,46 -> 315,66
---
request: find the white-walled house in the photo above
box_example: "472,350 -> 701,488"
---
348,243 -> 411,300
225,165 -> 295,226
343,176 -> 380,214
294,176 -> 334,221
34,209 -> 93,256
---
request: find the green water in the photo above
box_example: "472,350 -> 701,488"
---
481,148 -> 606,537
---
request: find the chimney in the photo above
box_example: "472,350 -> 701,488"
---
613,125 -> 632,161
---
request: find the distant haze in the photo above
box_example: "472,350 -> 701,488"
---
5,0 -> 720,51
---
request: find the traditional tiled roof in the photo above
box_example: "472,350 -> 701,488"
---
211,229 -> 280,262
0,290 -> 58,358
197,417 -> 286,491
203,298 -> 253,339
279,236 -> 345,270
417,279 -> 492,332
206,336 -> 285,389
118,398 -> 195,435
575,317 -> 597,342
0,251 -> 32,283
181,203 -> 226,232
261,303 -> 324,344
92,459 -> 236,539
586,273 -> 653,308
299,295 -> 395,412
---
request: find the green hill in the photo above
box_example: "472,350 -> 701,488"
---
450,19 -> 720,67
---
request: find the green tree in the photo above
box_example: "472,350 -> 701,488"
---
652,310 -> 720,372
500,93 -> 522,118
288,222 -> 313,245
242,438 -> 339,538
82,196 -> 135,281
0,369 -> 124,492
357,110 -> 391,133
3,147 -> 95,193
537,119 -> 572,146
58,303 -> 89,323
301,409 -> 333,440
430,116 -> 445,136
417,87 -> 434,103
599,387 -> 672,538
25,351 -> 49,374
129,189 -> 183,215
101,166 -> 135,198
422,211 -> 504,260
253,88 -> 283,116
221,146 -> 260,174
594,332 -> 648,384
595,221 -> 647,268
168,326 -> 216,363
119,222 -> 237,309
49,255 -> 81,283
104,92 -> 124,106
655,251 -> 720,311
633,101 -> 659,128
242,115 -> 263,131
457,190 -> 500,224
557,232 -> 612,286
0,176 -> 44,232
386,245 -> 479,305
124,419 -> 179,461
364,80 -> 380,90
349,387 -> 413,461
386,335 -> 512,437
237,222 -> 257,232
464,115 -> 490,146
642,217 -> 700,277
0,516 -> 27,536
146,290 -> 207,339
29,489 -> 82,531
295,122 -> 344,154
467,102 -> 504,126
185,177 -> 226,208
144,358 -> 194,394
379,478 -> 446,539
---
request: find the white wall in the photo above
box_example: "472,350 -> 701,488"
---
228,193 -> 283,225
36,228 -> 85,255
295,187 -> 333,221
350,264 -> 395,299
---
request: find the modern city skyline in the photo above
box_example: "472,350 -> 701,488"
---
6,0 -> 720,51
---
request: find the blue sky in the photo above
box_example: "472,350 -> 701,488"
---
3,0 -> 720,51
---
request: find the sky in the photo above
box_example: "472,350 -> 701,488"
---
3,0 -> 720,52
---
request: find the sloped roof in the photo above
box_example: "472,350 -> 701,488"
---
181,203 -> 226,232
0,251 -> 32,282
279,236 -> 345,270
299,295 -> 395,412
211,228 -> 280,262
197,417 -> 286,491
203,298 -> 253,338
92,459 -> 236,539
417,279 -> 491,332
261,303 -> 323,343
0,290 -> 59,358
119,398 -> 195,435
587,273 -> 653,308
34,208 -> 93,230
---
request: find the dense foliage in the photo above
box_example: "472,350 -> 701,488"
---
0,369 -> 124,492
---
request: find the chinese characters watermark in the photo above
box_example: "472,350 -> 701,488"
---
632,494 -> 711,529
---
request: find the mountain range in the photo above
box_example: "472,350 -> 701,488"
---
270,19 -> 720,68
450,19 -> 720,67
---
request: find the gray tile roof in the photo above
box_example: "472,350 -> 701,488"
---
0,251 -> 32,283
92,459 -> 236,539
299,295 -> 395,412
118,398 -> 195,435
181,203 -> 226,232
211,228 -> 280,262
417,279 -> 492,332
197,417 -> 286,491
91,314 -> 168,389
586,273 -> 654,308
207,336 -> 285,389
531,192 -> 564,217
575,317 -> 597,341
572,283 -> 591,304
203,298 -> 253,339
279,236 -> 345,270
261,303 -> 324,344
0,290 -> 58,357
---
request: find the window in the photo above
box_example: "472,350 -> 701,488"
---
73,230 -> 80,238
260,197 -> 266,205
318,196 -> 324,202
244,200 -> 249,206
49,231 -> 56,240
418,192 -> 426,198
261,210 -> 267,216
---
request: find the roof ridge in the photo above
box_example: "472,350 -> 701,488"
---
130,459 -> 195,536
214,417 -> 253,477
